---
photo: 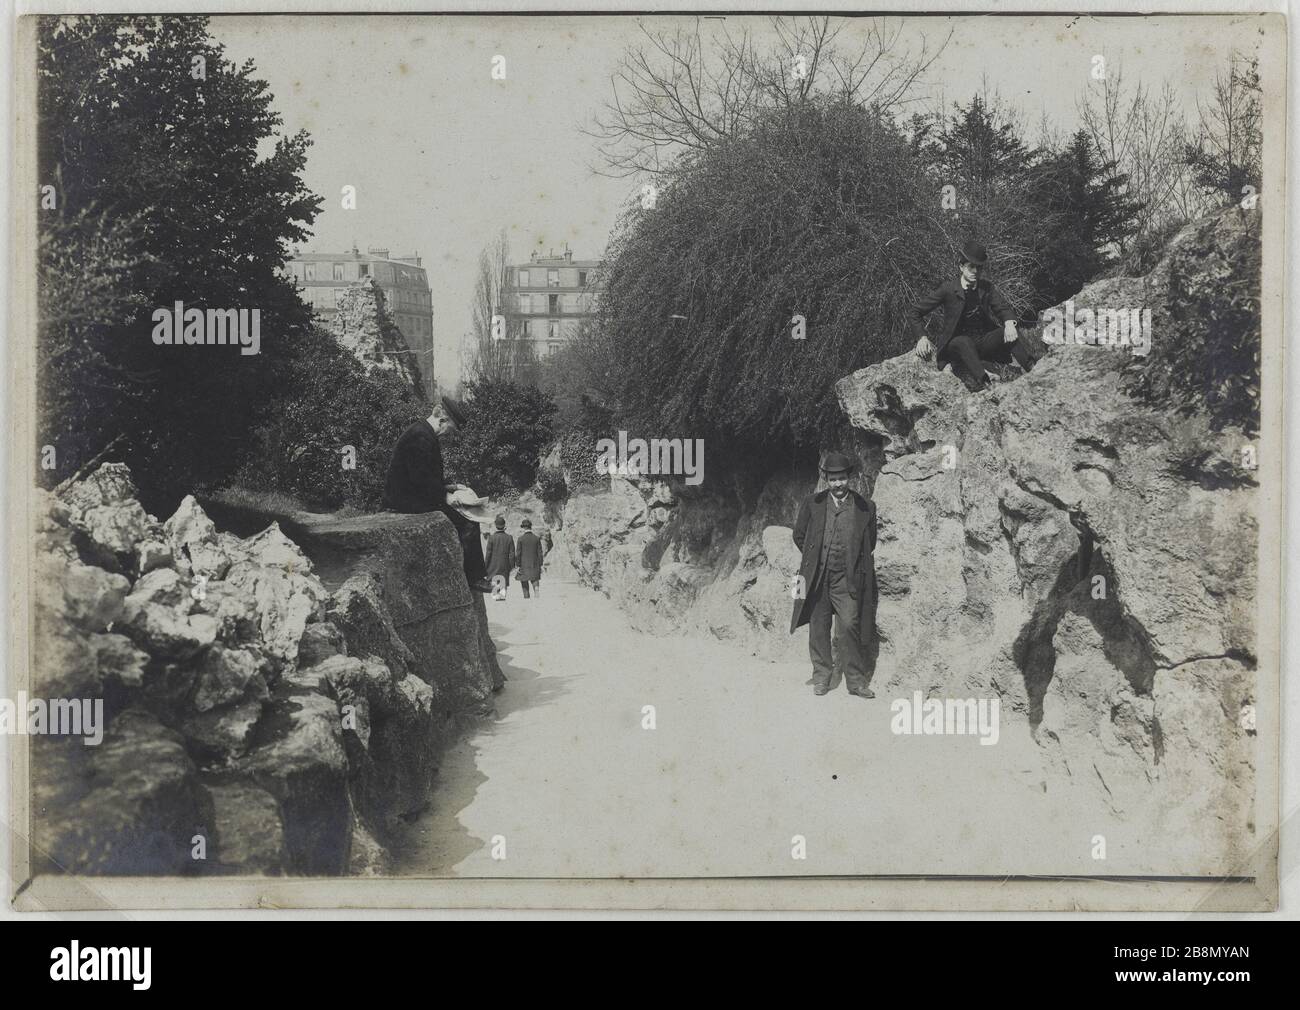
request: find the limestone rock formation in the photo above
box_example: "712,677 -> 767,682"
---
29,465 -> 505,876
553,208 -> 1259,871
328,277 -> 424,396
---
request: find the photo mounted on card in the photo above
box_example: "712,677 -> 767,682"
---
6,5 -> 1286,913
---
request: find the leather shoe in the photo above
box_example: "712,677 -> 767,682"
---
848,686 -> 875,699
470,578 -> 493,593
812,684 -> 831,696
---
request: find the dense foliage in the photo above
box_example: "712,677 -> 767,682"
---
442,378 -> 558,497
37,15 -> 322,510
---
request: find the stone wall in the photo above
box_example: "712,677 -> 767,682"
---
29,466 -> 502,876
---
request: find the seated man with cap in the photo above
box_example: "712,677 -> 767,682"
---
909,239 -> 1035,393
789,451 -> 878,699
384,396 -> 492,593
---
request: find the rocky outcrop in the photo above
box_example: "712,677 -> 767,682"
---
554,208 -> 1258,872
29,464 -> 502,876
328,277 -> 424,396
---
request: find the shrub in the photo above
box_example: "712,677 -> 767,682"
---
1126,208 -> 1260,434
442,378 -> 558,497
232,329 -> 426,511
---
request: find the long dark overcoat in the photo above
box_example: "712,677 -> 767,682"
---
789,489 -> 877,640
515,531 -> 546,582
484,531 -> 516,583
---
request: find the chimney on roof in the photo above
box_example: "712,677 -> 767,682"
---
564,244 -> 572,263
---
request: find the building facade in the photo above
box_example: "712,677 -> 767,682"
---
503,248 -> 603,361
286,246 -> 434,395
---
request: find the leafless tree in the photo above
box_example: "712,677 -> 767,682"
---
586,15 -> 948,177
1185,52 -> 1262,202
469,230 -> 536,384
1079,65 -> 1208,259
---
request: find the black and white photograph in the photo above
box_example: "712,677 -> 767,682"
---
3,3 -> 1291,920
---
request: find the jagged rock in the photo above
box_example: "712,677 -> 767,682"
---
129,567 -> 191,609
136,538 -> 174,575
328,277 -> 423,395
327,575 -> 415,680
298,621 -> 346,668
164,495 -> 232,579
31,708 -> 202,875
50,557 -> 130,632
191,645 -> 265,712
204,780 -> 285,875
241,677 -> 350,874
189,579 -> 261,645
91,633 -> 150,691
224,559 -> 326,666
118,599 -> 218,659
182,694 -> 267,761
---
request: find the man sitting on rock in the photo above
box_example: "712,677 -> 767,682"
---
790,452 -> 877,700
384,396 -> 492,593
909,239 -> 1035,392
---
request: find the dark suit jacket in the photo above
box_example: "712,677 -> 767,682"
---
515,531 -> 546,581
909,277 -> 1014,353
384,419 -> 447,514
789,489 -> 877,640
484,531 -> 516,582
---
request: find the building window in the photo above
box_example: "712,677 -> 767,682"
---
548,341 -> 561,356
549,293 -> 560,314
548,319 -> 559,339
578,270 -> 588,287
304,262 -> 317,280
519,269 -> 530,287
547,268 -> 559,287
517,294 -> 530,314
359,264 -> 369,277
522,320 -> 533,337
333,262 -> 346,280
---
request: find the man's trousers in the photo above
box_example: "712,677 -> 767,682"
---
520,580 -> 540,598
807,566 -> 868,690
940,326 -> 1034,391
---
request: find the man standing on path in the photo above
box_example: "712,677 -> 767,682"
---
484,516 -> 516,601
790,452 -> 877,699
515,518 -> 548,599
909,239 -> 1036,392
384,397 -> 491,593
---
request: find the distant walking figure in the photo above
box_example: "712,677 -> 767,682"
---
790,452 -> 877,699
909,239 -> 1035,392
515,518 -> 549,599
384,396 -> 490,592
484,515 -> 515,601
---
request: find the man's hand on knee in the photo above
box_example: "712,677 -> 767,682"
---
914,335 -> 935,360
1003,320 -> 1019,344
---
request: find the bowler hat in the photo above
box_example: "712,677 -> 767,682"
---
960,240 -> 989,266
820,451 -> 855,475
440,395 -> 468,427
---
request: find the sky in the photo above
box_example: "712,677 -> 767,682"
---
209,13 -> 1270,389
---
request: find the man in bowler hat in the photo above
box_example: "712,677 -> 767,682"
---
909,239 -> 1035,392
790,452 -> 877,698
515,518 -> 548,599
383,396 -> 491,592
484,515 -> 515,600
